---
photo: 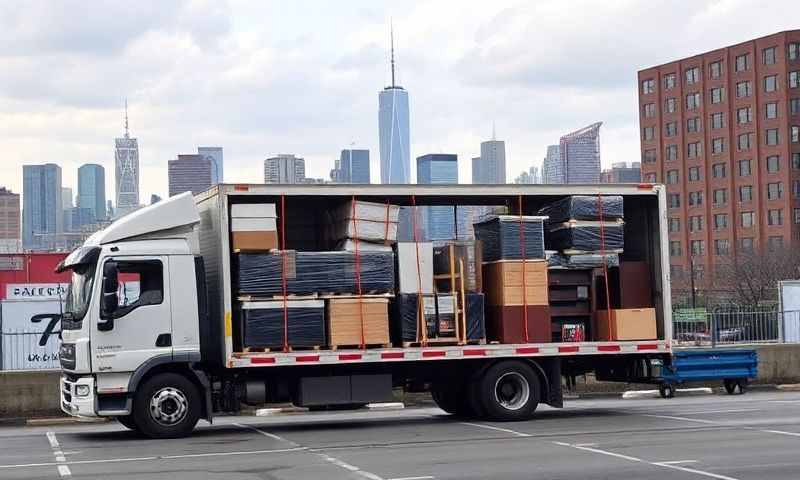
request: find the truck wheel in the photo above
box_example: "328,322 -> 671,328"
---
476,361 -> 539,421
132,373 -> 200,439
432,383 -> 472,416
116,415 -> 138,432
724,379 -> 747,395
659,383 -> 675,399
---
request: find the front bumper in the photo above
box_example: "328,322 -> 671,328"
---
60,375 -> 98,417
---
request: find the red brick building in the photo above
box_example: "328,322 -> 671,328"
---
638,30 -> 800,286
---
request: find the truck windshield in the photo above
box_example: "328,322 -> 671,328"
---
64,263 -> 97,322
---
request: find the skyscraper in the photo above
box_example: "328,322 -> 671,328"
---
378,26 -> 410,184
334,149 -> 370,183
115,101 -> 139,215
77,163 -> 106,223
198,147 -> 224,184
417,154 -> 459,240
61,187 -> 74,232
472,131 -> 507,184
0,187 -> 20,253
542,145 -> 563,184
559,122 -> 602,183
264,154 -> 306,183
22,164 -> 63,250
168,154 -> 213,196
514,165 -> 541,184
601,162 -> 641,183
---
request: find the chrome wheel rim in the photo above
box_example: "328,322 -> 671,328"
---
149,387 -> 188,426
494,372 -> 530,411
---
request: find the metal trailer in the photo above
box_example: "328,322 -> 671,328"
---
189,183 -> 672,418
657,349 -> 758,398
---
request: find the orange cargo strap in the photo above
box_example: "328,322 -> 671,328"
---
518,195 -> 529,343
280,195 -> 289,352
410,195 -> 427,345
383,200 -> 392,246
597,195 -> 612,322
351,196 -> 366,349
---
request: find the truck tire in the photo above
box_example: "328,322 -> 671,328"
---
659,383 -> 675,399
475,361 -> 539,421
116,415 -> 138,432
132,373 -> 201,439
724,379 -> 747,395
432,384 -> 471,416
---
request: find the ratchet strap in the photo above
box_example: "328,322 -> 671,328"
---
280,194 -> 289,352
350,196 -> 366,349
518,195 -> 529,343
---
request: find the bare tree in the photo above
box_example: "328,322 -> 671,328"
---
713,246 -> 800,308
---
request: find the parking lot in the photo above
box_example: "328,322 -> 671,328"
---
2,389 -> 800,479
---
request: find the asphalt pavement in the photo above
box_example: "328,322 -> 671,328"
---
2,389 -> 800,479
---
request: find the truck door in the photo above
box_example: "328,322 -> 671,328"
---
92,256 -> 173,372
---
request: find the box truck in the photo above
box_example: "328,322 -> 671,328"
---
58,184 -> 672,438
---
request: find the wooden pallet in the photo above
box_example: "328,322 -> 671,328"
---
237,293 -> 319,302
318,291 -> 394,298
401,337 -> 462,348
329,343 -> 392,351
465,338 -> 487,345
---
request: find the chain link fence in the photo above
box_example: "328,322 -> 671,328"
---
673,308 -> 800,347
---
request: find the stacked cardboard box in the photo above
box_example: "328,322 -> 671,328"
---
595,308 -> 657,341
482,260 -> 551,344
231,204 -> 278,251
331,200 -> 400,246
327,298 -> 390,349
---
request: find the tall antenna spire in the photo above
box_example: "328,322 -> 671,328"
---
124,98 -> 129,138
390,20 -> 396,88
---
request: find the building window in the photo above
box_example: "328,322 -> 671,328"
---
670,241 -> 682,257
735,53 -> 750,72
712,137 -> 725,154
766,128 -> 780,146
688,166 -> 701,181
765,75 -> 778,93
671,265 -> 684,278
764,46 -> 777,65
740,237 -> 754,252
711,87 -> 725,104
791,98 -> 800,115
792,125 -> 800,143
642,79 -> 655,94
794,180 -> 800,198
794,152 -> 800,169
739,185 -> 753,202
687,117 -> 701,133
666,144 -> 678,161
795,208 -> 800,224
663,73 -> 676,90
685,67 -> 700,85
691,240 -> 705,256
737,106 -> 752,124
665,121 -> 678,137
769,236 -> 785,252
713,188 -> 727,205
666,170 -> 679,184
643,103 -> 656,118
768,209 -> 784,226
712,163 -> 726,178
715,239 -> 730,256
669,193 -> 681,208
791,43 -> 800,61
767,182 -> 783,200
741,211 -> 754,227
766,102 -> 778,119
689,215 -> 703,232
642,149 -> 656,163
790,71 -> 799,89
644,172 -> 656,183
710,112 -> 724,129
738,132 -> 753,151
710,61 -> 723,79
665,98 -> 677,113
689,191 -> 703,206
669,218 -> 681,232
643,126 -> 655,141
687,141 -> 702,158
686,92 -> 701,110
767,155 -> 781,172
736,81 -> 752,98
738,159 -> 752,177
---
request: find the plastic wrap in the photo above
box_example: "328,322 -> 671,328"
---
240,300 -> 325,349
391,294 -> 437,343
330,200 -> 400,244
546,222 -> 624,253
236,251 -> 395,296
537,195 -> 624,224
465,293 -> 486,341
336,239 -> 393,252
473,215 -> 546,262
547,253 -> 620,269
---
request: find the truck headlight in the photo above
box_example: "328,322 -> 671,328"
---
75,385 -> 91,397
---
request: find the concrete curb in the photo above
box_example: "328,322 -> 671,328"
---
777,384 -> 800,391
622,387 -> 713,399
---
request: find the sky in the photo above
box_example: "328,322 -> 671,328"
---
1,0 -> 798,203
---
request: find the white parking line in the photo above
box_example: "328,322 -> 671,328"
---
459,422 -> 531,437
233,423 -> 299,447
316,452 -> 385,480
657,460 -> 698,465
388,476 -> 435,480
757,429 -> 800,437
641,414 -> 719,424
553,442 -> 739,480
679,409 -> 761,415
45,432 -> 71,478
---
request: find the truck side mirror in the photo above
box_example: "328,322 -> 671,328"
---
99,261 -> 119,331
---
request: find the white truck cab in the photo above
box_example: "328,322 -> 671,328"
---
59,193 -> 210,437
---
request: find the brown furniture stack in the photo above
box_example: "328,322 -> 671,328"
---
482,260 -> 551,343
327,298 -> 391,349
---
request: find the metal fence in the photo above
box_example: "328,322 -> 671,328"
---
673,309 -> 800,347
0,330 -> 61,371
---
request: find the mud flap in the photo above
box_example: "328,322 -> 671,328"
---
544,357 -> 563,408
